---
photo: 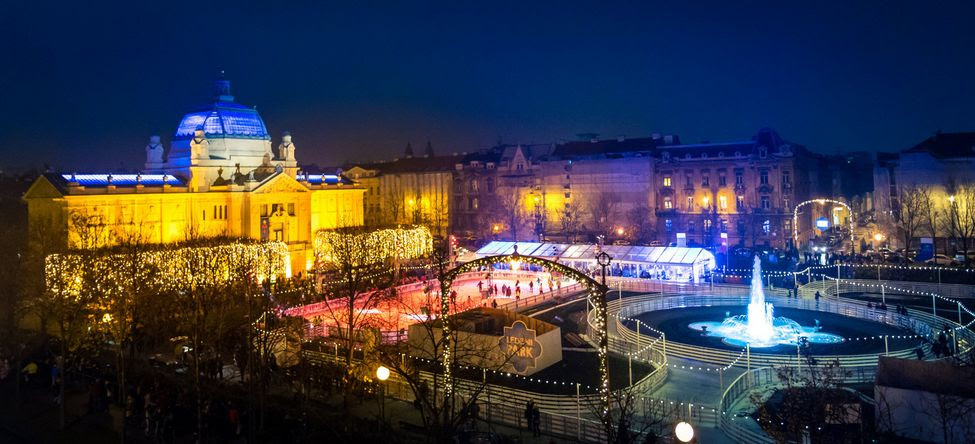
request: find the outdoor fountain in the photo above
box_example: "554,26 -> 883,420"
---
689,256 -> 843,348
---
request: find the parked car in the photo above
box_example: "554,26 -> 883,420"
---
925,254 -> 958,266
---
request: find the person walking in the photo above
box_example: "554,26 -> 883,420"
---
532,405 -> 541,437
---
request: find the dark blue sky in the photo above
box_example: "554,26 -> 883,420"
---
2,1 -> 973,171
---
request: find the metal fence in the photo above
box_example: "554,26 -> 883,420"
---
717,364 -> 879,443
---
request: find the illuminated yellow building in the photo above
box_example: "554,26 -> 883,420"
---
345,142 -> 454,236
23,77 -> 364,272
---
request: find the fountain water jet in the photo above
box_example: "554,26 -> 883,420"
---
688,256 -> 843,348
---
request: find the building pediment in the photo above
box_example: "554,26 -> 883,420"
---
252,173 -> 308,194
23,175 -> 65,200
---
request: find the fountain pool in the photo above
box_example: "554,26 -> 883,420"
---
688,257 -> 843,348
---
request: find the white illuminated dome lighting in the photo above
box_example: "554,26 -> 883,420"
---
376,366 -> 390,381
675,421 -> 694,442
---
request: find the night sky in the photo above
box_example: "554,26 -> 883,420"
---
2,1 -> 973,172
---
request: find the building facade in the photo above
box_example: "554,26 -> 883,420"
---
874,131 -> 975,251
23,78 -> 364,273
361,130 -> 859,252
345,142 -> 454,237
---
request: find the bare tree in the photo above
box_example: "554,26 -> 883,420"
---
889,185 -> 932,253
625,205 -> 655,244
315,225 -> 398,413
941,184 -> 975,266
559,203 -> 583,243
586,385 -> 670,444
40,211 -> 114,428
587,191 -> 621,237
750,360 -> 857,443
383,185 -> 406,225
376,246 -> 533,442
497,191 -> 527,241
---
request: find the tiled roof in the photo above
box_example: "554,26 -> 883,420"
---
552,137 -> 659,158
904,132 -> 975,159
349,154 -> 463,174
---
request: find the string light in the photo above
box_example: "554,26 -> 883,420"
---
314,226 -> 433,266
46,240 -> 291,296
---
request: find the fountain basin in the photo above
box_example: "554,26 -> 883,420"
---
631,306 -> 918,355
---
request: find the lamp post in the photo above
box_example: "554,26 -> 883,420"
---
595,250 -> 613,426
376,365 -> 390,431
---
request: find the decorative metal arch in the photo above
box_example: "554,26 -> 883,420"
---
792,198 -> 855,248
438,250 -> 612,418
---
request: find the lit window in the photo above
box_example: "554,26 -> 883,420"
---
686,196 -> 693,210
736,195 -> 745,210
719,195 -> 728,210
664,197 -> 673,209
704,219 -> 712,231
763,220 -> 771,234
663,176 -> 672,187
665,219 -> 673,232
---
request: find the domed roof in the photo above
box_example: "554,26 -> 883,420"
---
174,78 -> 270,140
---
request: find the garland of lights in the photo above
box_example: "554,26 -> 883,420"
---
313,226 -> 433,266
46,241 -> 291,296
792,198 -> 855,246
439,252 -> 610,419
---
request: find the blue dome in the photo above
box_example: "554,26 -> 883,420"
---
175,102 -> 270,140
174,78 -> 270,140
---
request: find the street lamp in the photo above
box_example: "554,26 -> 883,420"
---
873,233 -> 884,242
376,366 -> 390,431
675,421 -> 695,442
616,227 -> 625,236
376,365 -> 390,381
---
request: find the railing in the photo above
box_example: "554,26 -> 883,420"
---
811,278 -> 975,354
301,330 -> 667,442
601,291 -> 926,368
717,365 -> 878,443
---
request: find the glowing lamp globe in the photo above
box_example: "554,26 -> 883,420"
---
675,421 -> 694,442
376,366 -> 390,381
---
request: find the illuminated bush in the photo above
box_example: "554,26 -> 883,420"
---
313,226 -> 433,266
45,241 -> 291,296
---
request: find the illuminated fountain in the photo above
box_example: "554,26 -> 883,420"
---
689,256 -> 843,348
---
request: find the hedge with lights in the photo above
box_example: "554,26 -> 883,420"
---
313,225 -> 433,266
45,241 -> 291,297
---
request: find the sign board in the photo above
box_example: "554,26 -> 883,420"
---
676,232 -> 687,247
499,321 -> 542,373
917,237 -> 934,262
816,217 -> 830,230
